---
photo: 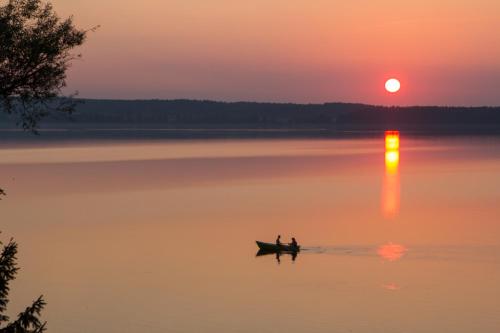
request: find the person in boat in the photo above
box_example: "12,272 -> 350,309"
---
276,235 -> 282,246
290,237 -> 298,248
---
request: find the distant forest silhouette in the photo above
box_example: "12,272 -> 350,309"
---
1,99 -> 499,133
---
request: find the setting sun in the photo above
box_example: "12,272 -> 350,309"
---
385,79 -> 401,93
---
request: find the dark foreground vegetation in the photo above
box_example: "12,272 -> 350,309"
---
1,0 -> 88,330
0,235 -> 46,332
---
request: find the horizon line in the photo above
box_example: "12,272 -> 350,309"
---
70,97 -> 500,109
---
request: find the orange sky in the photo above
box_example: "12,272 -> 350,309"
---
55,0 -> 500,105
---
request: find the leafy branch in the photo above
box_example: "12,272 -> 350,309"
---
0,236 -> 46,332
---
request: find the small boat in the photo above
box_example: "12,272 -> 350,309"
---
256,241 -> 300,253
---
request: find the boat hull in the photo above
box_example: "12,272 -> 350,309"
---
256,241 -> 300,252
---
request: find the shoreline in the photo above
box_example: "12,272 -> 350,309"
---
1,126 -> 499,148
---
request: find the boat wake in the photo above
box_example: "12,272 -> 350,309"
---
300,244 -> 500,263
301,245 -> 377,257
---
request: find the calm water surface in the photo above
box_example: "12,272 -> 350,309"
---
1,136 -> 500,333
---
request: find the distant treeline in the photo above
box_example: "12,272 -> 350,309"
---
1,99 -> 500,132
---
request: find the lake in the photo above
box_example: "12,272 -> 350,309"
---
1,134 -> 499,332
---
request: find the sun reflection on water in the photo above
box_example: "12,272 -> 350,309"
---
382,130 -> 400,218
385,131 -> 400,150
385,151 -> 399,173
377,242 -> 408,261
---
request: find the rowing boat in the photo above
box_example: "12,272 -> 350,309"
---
256,241 -> 300,252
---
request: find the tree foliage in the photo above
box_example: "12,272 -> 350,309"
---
0,236 -> 46,332
0,0 -> 87,131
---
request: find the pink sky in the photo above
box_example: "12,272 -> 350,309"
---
56,0 -> 500,105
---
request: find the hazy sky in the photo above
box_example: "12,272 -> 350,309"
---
55,0 -> 500,105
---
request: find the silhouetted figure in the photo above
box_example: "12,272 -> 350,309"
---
276,235 -> 281,246
275,252 -> 281,264
292,252 -> 297,262
290,237 -> 298,248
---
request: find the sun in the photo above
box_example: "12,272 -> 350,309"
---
385,78 -> 401,93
